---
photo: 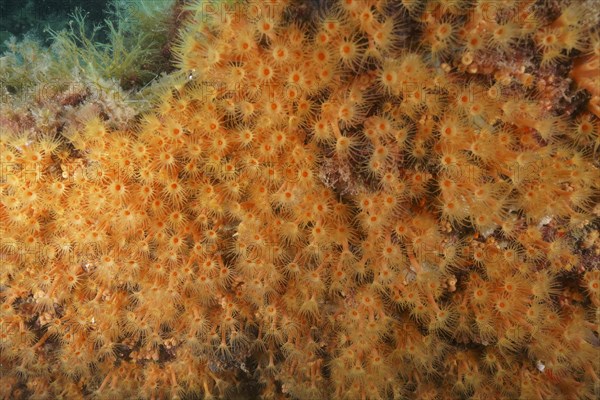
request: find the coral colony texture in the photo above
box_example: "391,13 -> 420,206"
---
1,0 -> 600,399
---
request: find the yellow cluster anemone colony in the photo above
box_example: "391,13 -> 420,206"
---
1,0 -> 599,399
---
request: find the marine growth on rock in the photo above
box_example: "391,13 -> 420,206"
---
0,0 -> 599,399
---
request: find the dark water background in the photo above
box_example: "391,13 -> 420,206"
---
0,0 -> 108,51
